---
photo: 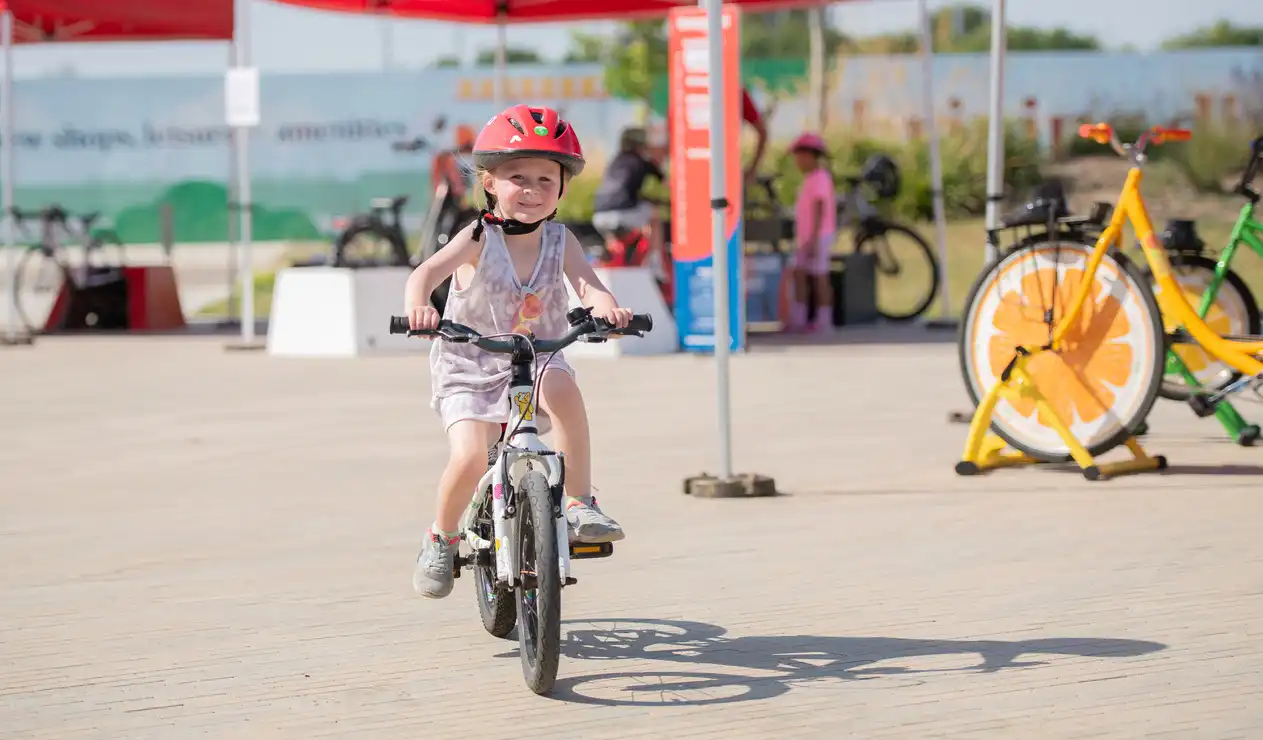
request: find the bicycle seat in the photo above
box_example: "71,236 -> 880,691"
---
79,212 -> 100,229
43,204 -> 68,222
1000,197 -> 1068,229
370,195 -> 409,211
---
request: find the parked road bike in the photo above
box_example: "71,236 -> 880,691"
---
10,205 -> 128,334
751,155 -> 940,322
958,122 -> 1263,472
332,116 -> 478,311
389,306 -> 654,695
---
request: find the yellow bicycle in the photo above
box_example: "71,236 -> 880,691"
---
956,122 -> 1263,479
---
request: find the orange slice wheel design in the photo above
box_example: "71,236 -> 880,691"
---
960,242 -> 1164,460
1152,259 -> 1257,391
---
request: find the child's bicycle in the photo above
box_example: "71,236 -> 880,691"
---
388,307 -> 654,695
957,122 -> 1263,479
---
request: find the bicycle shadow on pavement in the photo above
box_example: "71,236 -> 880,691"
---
494,618 -> 1166,707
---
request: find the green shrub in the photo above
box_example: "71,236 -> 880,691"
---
555,118 -> 1043,224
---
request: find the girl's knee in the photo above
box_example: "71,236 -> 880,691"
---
539,371 -> 585,416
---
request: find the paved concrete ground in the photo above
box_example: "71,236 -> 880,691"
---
3,335 -> 1262,739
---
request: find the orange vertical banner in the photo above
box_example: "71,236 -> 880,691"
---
668,4 -> 744,352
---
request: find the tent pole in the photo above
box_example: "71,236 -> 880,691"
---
232,0 -> 257,346
917,0 -> 955,328
1,8 -> 27,346
225,41 -> 239,328
983,0 -> 1006,263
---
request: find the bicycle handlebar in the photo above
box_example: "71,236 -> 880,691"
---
1077,121 -> 1192,157
1236,136 -> 1263,200
388,310 -> 654,354
11,205 -> 68,223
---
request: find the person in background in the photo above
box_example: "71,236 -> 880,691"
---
662,86 -> 769,182
787,132 -> 836,333
591,126 -> 667,264
431,124 -> 477,209
740,87 -> 769,183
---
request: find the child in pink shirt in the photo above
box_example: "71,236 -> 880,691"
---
788,132 -> 837,333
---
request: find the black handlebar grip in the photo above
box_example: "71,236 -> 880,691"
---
389,315 -> 410,335
627,314 -> 653,333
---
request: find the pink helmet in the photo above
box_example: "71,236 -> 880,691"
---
790,132 -> 828,155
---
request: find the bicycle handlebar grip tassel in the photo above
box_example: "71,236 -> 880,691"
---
388,315 -> 410,335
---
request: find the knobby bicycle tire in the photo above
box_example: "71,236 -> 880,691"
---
1147,254 -> 1261,402
332,223 -> 409,268
474,490 -> 517,640
516,470 -> 562,696
958,239 -> 1165,462
854,221 -> 940,322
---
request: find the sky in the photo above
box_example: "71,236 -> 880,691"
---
8,0 -> 1263,79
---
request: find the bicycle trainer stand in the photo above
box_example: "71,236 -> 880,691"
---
955,347 -> 1167,481
1164,347 -> 1260,446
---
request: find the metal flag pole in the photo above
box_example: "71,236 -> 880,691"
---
682,0 -> 776,499
706,0 -> 733,483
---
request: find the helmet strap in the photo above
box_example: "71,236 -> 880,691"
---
470,179 -> 562,241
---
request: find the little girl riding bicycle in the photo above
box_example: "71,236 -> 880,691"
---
402,105 -> 635,599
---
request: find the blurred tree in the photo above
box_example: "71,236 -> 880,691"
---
432,56 -> 461,68
474,47 -> 544,66
1162,20 -> 1263,49
854,3 -> 1100,53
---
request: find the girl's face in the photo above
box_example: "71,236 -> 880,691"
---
484,157 -> 564,223
793,149 -> 820,173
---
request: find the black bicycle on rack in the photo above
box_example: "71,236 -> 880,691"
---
331,116 -> 479,314
10,205 -> 128,334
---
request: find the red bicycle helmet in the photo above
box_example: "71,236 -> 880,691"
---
473,104 -> 585,177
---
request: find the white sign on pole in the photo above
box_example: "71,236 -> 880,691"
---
224,67 -> 261,129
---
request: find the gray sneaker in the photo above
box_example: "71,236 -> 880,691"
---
566,494 -> 625,543
413,529 -> 458,599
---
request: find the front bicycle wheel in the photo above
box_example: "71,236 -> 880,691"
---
854,220 -> 940,322
959,239 -> 1165,461
12,246 -> 68,335
472,490 -> 516,640
1147,254 -> 1260,401
516,469 -> 561,695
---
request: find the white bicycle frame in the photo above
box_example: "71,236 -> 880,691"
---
456,375 -> 571,587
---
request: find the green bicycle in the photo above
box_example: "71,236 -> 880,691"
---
1149,134 -> 1263,445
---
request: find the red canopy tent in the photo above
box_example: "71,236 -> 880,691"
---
0,1 -> 230,42
0,1 -> 234,344
275,0 -> 835,24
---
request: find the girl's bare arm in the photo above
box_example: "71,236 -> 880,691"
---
404,221 -> 482,308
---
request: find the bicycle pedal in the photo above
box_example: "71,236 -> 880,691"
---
569,542 -> 614,559
1187,395 -> 1217,418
